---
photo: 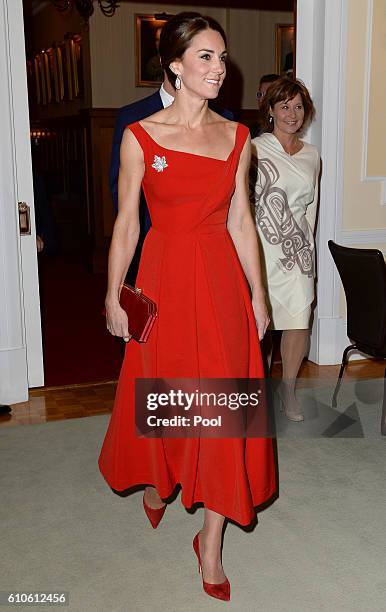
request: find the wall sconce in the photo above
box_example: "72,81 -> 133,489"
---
51,0 -> 119,21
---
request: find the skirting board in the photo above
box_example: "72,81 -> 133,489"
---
309,315 -> 372,365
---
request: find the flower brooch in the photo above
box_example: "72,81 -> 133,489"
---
151,155 -> 168,173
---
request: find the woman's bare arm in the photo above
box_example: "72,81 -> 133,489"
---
105,128 -> 144,339
227,136 -> 269,339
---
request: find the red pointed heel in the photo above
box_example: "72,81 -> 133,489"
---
192,532 -> 230,601
142,494 -> 166,529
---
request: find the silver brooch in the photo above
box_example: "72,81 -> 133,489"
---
151,155 -> 168,173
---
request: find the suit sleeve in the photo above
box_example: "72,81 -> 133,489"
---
109,108 -> 128,214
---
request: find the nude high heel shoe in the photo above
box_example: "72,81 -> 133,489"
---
278,381 -> 304,422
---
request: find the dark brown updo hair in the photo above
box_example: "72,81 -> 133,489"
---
260,77 -> 316,133
159,12 -> 227,90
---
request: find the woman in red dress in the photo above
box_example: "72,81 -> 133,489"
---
100,12 -> 277,602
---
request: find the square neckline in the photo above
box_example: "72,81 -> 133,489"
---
136,121 -> 240,163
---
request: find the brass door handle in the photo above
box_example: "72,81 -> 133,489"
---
18,202 -> 31,235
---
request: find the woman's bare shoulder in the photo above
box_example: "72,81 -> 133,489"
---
207,114 -> 239,141
140,108 -> 170,129
207,110 -> 236,128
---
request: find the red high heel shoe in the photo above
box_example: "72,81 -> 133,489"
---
192,532 -> 230,601
142,494 -> 166,529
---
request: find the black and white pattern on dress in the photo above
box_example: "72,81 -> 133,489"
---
252,157 -> 313,277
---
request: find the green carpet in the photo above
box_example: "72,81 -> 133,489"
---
1,380 -> 386,611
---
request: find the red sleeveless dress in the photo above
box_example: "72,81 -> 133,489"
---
98,121 -> 277,526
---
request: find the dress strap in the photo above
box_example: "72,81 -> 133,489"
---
229,123 -> 249,170
124,121 -> 151,160
234,123 -> 250,154
125,121 -> 145,143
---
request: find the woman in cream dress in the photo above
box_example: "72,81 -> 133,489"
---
250,77 -> 320,421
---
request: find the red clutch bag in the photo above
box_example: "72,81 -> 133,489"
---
119,284 -> 157,342
103,284 -> 157,343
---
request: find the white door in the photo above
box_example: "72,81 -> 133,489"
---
0,0 -> 43,405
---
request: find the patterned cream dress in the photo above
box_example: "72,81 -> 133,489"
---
250,132 -> 320,330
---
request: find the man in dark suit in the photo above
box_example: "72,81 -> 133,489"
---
109,76 -> 233,283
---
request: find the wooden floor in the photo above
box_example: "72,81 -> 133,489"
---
1,359 -> 384,428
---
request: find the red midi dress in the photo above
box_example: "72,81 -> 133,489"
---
98,121 -> 277,526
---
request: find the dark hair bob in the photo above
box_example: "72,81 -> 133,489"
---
259,76 -> 316,133
159,12 -> 227,90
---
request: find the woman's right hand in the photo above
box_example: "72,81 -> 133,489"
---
105,299 -> 132,343
252,292 -> 270,341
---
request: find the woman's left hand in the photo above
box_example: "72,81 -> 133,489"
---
252,293 -> 270,340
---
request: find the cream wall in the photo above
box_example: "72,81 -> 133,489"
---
342,0 -> 386,246
257,11 -> 293,77
329,0 -> 386,352
367,0 -> 386,177
89,5 -> 293,109
228,9 -> 293,107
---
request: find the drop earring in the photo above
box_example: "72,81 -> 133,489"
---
269,116 -> 273,124
175,75 -> 181,90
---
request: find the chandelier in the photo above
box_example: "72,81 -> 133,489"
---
51,1 -> 119,20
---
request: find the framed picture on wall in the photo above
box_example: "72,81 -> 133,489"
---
275,24 -> 295,77
55,45 -> 65,101
33,56 -> 41,105
71,35 -> 84,98
63,37 -> 74,100
38,53 -> 47,105
43,52 -> 52,103
135,14 -> 171,87
48,47 -> 60,103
